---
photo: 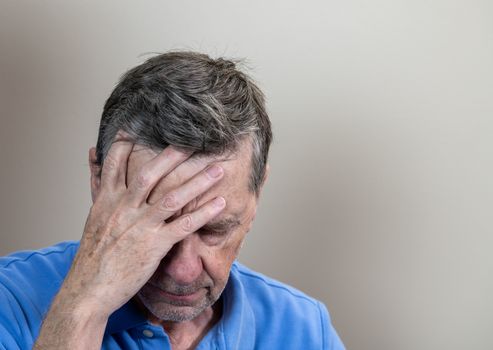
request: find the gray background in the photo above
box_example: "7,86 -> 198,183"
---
1,1 -> 492,349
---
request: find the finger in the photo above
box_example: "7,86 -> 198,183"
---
125,146 -> 193,207
146,164 -> 224,225
100,140 -> 134,191
161,196 -> 226,242
146,155 -> 213,205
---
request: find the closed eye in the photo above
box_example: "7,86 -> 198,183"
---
199,217 -> 241,237
197,228 -> 231,245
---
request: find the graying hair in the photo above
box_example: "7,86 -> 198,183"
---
96,51 -> 272,193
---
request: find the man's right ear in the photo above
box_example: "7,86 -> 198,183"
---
89,147 -> 101,203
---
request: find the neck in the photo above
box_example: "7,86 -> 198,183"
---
135,298 -> 222,350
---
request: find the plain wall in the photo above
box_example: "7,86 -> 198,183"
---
1,1 -> 492,349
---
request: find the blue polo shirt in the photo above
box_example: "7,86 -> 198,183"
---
0,241 -> 345,349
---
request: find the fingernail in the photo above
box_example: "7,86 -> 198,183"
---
213,196 -> 226,208
206,165 -> 223,178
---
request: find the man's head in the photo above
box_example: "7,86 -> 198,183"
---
95,51 -> 271,194
90,51 -> 272,323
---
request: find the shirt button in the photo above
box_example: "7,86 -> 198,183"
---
142,329 -> 154,338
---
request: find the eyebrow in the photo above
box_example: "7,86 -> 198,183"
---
201,217 -> 241,232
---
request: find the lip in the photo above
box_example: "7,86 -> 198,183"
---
148,284 -> 205,303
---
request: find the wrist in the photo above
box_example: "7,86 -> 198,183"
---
34,292 -> 109,350
54,270 -> 117,317
53,285 -> 112,321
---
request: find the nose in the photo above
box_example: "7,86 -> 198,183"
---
161,236 -> 203,285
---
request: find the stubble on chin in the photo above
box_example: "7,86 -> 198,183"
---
135,284 -> 219,323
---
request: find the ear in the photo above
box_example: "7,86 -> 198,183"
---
256,163 -> 270,199
89,147 -> 101,203
262,163 -> 270,186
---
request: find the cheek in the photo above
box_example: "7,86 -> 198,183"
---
203,236 -> 245,281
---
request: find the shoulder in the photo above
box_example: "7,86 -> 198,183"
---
231,261 -> 321,311
0,241 -> 79,269
0,241 -> 79,298
0,241 -> 79,349
230,261 -> 345,350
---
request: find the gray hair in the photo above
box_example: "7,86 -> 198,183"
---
96,51 -> 272,193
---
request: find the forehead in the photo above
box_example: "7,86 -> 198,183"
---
127,140 -> 255,217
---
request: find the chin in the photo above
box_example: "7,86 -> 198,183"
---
145,303 -> 204,323
136,288 -> 214,323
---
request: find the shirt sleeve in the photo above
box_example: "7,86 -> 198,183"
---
0,325 -> 22,350
318,301 -> 346,350
0,282 -> 33,350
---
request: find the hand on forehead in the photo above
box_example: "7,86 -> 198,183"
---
125,144 -> 215,206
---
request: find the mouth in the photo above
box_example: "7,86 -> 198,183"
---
147,283 -> 206,304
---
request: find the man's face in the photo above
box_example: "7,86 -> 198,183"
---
122,141 -> 259,322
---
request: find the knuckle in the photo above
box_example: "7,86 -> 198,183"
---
179,215 -> 194,233
161,193 -> 180,211
135,172 -> 151,189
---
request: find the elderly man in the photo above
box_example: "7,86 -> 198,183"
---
0,52 -> 344,349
